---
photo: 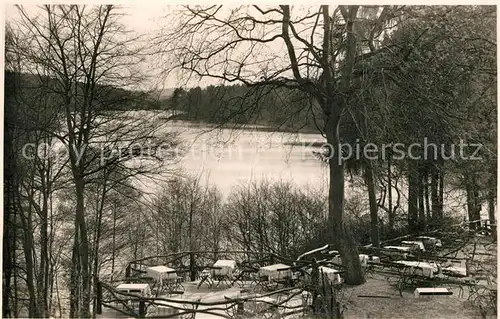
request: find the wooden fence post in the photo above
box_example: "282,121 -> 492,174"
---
190,252 -> 196,281
125,264 -> 131,278
139,300 -> 146,318
237,300 -> 244,314
311,258 -> 319,315
96,281 -> 103,315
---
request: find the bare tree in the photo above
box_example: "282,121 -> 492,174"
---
12,4 -> 178,317
156,5 -> 405,284
224,180 -> 327,258
4,22 -> 72,317
150,174 -> 225,257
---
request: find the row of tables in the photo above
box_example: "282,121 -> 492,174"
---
198,261 -> 298,290
382,236 -> 443,257
116,265 -> 183,296
116,237 -> 444,298
116,257 -> 349,296
115,245 -> 420,296
197,253 -> 381,290
379,236 -> 470,280
112,253 -> 382,316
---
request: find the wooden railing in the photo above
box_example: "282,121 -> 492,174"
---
98,281 -> 308,318
97,250 -> 344,318
123,250 -> 324,282
96,220 -> 495,318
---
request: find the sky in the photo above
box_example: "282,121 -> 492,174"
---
5,4 -> 221,91
3,4 -> 365,91
5,4 -> 361,91
5,3 -> 497,92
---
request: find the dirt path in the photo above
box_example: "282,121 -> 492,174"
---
342,277 -> 485,318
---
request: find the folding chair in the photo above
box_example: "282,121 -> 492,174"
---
180,297 -> 201,319
163,274 -> 185,293
231,268 -> 259,288
256,274 -> 277,292
197,269 -> 214,289
212,273 -> 233,288
274,275 -> 294,290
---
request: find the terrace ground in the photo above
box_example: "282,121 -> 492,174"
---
342,276 -> 487,318
99,276 -> 490,318
99,234 -> 496,318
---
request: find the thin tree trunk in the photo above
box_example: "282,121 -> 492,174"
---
56,267 -> 63,318
20,203 -> 39,317
75,176 -> 91,318
13,249 -> 19,318
48,261 -> 55,317
473,188 -> 482,227
48,189 -> 55,317
488,182 -> 496,241
408,162 -> 419,232
3,173 -> 16,318
418,164 -> 426,231
465,179 -> 476,230
188,202 -> 196,281
92,177 -> 107,318
18,176 -> 40,318
38,175 -> 50,318
437,166 -> 444,220
70,227 -> 80,318
111,202 -> 117,282
3,197 -> 14,318
365,161 -> 379,247
3,72 -> 16,319
424,170 -> 430,229
430,163 -> 439,228
387,157 -> 394,230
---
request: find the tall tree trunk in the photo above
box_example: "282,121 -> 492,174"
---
75,176 -> 91,318
465,178 -> 476,230
408,162 -> 419,232
13,252 -> 19,318
365,161 -> 379,247
48,190 -> 55,317
437,166 -> 444,220
3,160 -> 17,318
417,164 -> 426,231
70,227 -> 80,318
326,111 -> 364,285
38,176 -> 50,318
430,163 -> 439,228
387,157 -> 394,230
488,176 -> 496,241
3,72 -> 15,319
111,202 -> 117,282
3,176 -> 16,318
92,178 -> 107,318
471,176 -> 482,227
20,200 -> 39,317
424,169 -> 430,229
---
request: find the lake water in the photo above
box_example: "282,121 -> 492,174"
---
121,112 -> 473,219
168,120 -> 330,197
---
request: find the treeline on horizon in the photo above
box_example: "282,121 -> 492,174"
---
6,71 -> 163,112
164,84 -> 321,132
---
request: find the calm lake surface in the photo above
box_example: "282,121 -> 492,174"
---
168,120 -> 330,197
128,113 -> 472,218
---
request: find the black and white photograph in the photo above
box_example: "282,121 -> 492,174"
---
2,3 -> 497,318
